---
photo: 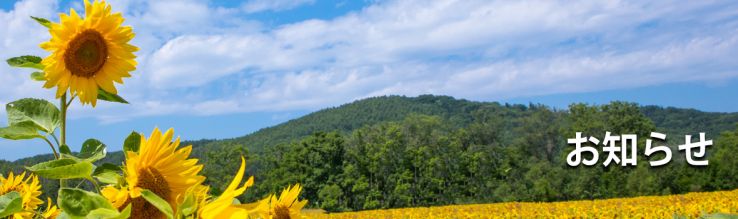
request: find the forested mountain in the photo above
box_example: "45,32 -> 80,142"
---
2,95 -> 738,212
196,95 -> 482,154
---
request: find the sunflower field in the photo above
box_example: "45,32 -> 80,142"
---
0,0 -> 305,218
308,189 -> 738,218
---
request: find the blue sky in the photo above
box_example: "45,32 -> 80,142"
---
1,0 -> 738,160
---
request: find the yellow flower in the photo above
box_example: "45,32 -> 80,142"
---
41,197 -> 61,219
257,184 -> 308,219
100,186 -> 130,209
0,172 -> 43,219
102,128 -> 205,219
199,157 -> 256,219
40,0 -> 137,106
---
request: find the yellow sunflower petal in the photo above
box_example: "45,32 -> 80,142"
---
42,197 -> 61,219
101,186 -> 130,209
199,157 -> 256,219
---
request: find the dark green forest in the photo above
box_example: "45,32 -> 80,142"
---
2,95 -> 738,212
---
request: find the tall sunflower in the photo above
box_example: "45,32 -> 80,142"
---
256,184 -> 308,219
198,157 -> 257,219
0,172 -> 43,219
40,0 -> 137,106
102,128 -> 205,219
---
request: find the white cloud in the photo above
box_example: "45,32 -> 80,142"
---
440,32 -> 738,99
1,0 -> 738,123
242,0 -> 315,13
0,0 -> 57,101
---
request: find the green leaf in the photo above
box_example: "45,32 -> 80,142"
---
141,189 -> 174,219
27,158 -> 94,179
119,205 -> 132,219
79,138 -> 106,162
6,55 -> 44,70
30,16 -> 51,28
0,191 -> 23,218
0,122 -> 42,140
56,212 -> 73,219
702,213 -> 738,219
92,163 -> 122,185
123,131 -> 141,153
6,98 -> 60,133
59,144 -> 72,155
87,204 -> 131,219
30,71 -> 45,81
97,88 -> 128,104
58,188 -> 115,218
178,193 -> 197,217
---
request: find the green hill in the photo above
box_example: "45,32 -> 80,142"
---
193,95 -> 482,154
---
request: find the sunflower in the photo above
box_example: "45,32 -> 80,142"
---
198,157 -> 257,219
40,0 -> 137,106
41,197 -> 61,219
0,172 -> 44,219
102,128 -> 205,219
256,184 -> 308,219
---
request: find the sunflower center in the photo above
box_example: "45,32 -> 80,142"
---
64,29 -> 108,78
128,167 -> 171,219
274,204 -> 292,219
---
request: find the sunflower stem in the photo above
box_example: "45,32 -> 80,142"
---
60,93 -> 68,188
60,93 -> 67,147
50,134 -> 60,148
41,136 -> 59,159
66,94 -> 76,106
